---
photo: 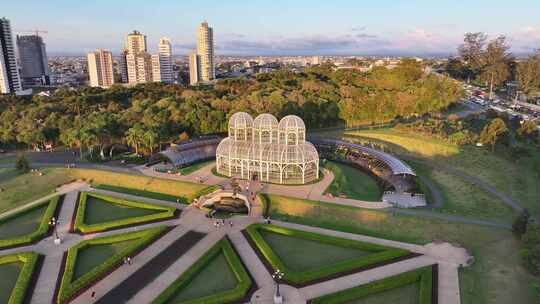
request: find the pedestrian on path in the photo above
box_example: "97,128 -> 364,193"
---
91,291 -> 96,301
127,256 -> 132,265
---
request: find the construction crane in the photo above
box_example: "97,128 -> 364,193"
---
16,29 -> 48,37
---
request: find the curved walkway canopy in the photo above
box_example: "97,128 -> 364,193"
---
309,138 -> 416,176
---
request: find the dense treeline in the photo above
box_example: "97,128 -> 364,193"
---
0,59 -> 460,155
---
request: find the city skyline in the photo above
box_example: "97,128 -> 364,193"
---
4,0 -> 540,56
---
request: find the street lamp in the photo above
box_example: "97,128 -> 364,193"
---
49,217 -> 61,245
272,269 -> 284,304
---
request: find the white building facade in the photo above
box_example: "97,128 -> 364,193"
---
0,17 -> 22,94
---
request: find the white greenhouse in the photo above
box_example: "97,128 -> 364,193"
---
216,112 -> 320,184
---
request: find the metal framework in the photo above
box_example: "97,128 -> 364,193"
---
216,113 -> 319,184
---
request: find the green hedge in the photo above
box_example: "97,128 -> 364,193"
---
74,192 -> 176,234
190,185 -> 220,202
152,238 -> 252,304
245,224 -> 411,285
0,196 -> 61,249
257,193 -> 270,217
57,226 -> 167,304
310,265 -> 434,304
0,252 -> 41,304
92,183 -> 188,204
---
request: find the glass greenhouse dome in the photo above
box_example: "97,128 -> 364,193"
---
216,113 -> 320,184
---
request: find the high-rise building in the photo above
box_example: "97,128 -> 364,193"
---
87,49 -> 114,88
156,37 -> 173,83
16,34 -> 50,85
124,30 -> 153,84
118,49 -> 129,83
189,52 -> 199,85
125,30 -> 147,54
190,21 -> 214,84
0,17 -> 22,94
151,54 -> 161,82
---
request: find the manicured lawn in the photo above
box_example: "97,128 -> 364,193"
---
266,194 -> 538,304
345,283 -> 419,304
73,238 -> 139,280
0,168 -> 72,213
83,196 -> 162,225
68,168 -> 207,200
179,160 -> 214,175
0,204 -> 48,239
0,261 -> 22,304
167,252 -> 238,303
74,192 -> 176,234
323,161 -> 381,201
259,230 -> 370,272
91,184 -> 183,203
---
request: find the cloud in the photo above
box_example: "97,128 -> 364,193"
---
351,26 -> 367,32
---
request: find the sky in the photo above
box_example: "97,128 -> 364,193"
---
4,0 -> 540,56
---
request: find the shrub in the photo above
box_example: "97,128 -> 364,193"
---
245,224 -> 411,285
310,265 -> 433,304
56,226 -> 166,304
257,193 -> 270,217
0,252 -> 40,304
152,238 -> 252,304
512,209 -> 530,238
0,196 -> 62,249
73,192 -> 176,234
15,155 -> 30,172
521,224 -> 540,275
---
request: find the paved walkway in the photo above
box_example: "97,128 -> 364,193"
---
0,182 -> 470,304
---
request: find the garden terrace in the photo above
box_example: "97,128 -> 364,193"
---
152,238 -> 253,304
0,196 -> 62,249
73,192 -> 177,234
56,226 -> 167,304
244,224 -> 414,286
309,265 -> 436,304
0,252 -> 41,304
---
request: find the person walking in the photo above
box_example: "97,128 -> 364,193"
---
91,291 -> 96,301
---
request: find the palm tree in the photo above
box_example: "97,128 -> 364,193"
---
125,125 -> 145,155
142,129 -> 158,155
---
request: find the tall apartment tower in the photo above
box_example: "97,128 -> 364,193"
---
118,49 -> 129,83
156,37 -> 173,83
87,49 -> 114,88
189,21 -> 214,84
125,30 -> 152,85
16,34 -> 50,85
188,52 -> 199,85
0,17 -> 22,94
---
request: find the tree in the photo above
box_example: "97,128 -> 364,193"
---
479,36 -> 512,98
15,154 -> 29,172
517,51 -> 540,95
125,124 -> 145,155
458,32 -> 487,80
479,118 -> 507,152
518,120 -> 539,139
513,209 -> 530,238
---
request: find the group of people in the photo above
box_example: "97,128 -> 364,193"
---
122,256 -> 132,265
213,219 -> 234,229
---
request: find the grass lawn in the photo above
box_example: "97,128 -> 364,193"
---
346,128 -> 460,157
0,204 -> 48,239
179,160 -> 214,175
91,184 -> 183,203
266,194 -> 538,304
323,161 -> 381,201
346,127 -> 540,217
73,239 -> 139,280
68,168 -> 207,200
411,162 -> 515,223
259,229 -> 370,272
167,252 -> 238,303
83,196 -> 162,225
0,168 -> 72,213
346,283 -> 419,304
0,261 -> 22,304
